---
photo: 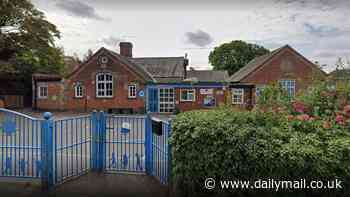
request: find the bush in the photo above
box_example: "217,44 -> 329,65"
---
171,108 -> 350,197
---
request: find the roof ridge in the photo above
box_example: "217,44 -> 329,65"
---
132,57 -> 184,60
229,45 -> 287,82
106,49 -> 156,82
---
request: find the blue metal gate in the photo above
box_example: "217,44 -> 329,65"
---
0,108 -> 171,189
53,114 -> 92,185
150,118 -> 171,184
105,114 -> 147,173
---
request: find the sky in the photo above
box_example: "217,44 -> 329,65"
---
31,0 -> 350,72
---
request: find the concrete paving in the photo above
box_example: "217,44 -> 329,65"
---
0,173 -> 169,197
52,173 -> 169,197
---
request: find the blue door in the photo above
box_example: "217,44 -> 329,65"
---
148,88 -> 158,113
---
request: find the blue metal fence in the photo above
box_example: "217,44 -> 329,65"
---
0,108 -> 172,189
0,108 -> 43,179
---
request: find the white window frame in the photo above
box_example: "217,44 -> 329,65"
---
232,88 -> 244,104
96,73 -> 113,98
180,89 -> 196,102
38,84 -> 48,99
159,88 -> 175,113
128,84 -> 137,99
279,79 -> 296,97
75,83 -> 84,98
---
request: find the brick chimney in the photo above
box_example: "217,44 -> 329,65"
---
119,42 -> 133,57
183,53 -> 189,79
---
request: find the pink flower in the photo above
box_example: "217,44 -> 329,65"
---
286,115 -> 294,121
343,105 -> 350,117
296,114 -> 310,121
292,101 -> 307,113
335,115 -> 346,125
323,121 -> 331,129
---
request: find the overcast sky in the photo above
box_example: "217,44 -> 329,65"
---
31,0 -> 350,72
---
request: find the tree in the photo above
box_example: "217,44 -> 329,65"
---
0,0 -> 64,75
209,40 -> 269,75
83,49 -> 94,62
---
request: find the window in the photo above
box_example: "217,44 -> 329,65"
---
232,88 -> 244,104
279,79 -> 296,97
180,89 -> 196,102
159,88 -> 175,113
38,85 -> 48,99
75,84 -> 84,98
96,73 -> 113,98
255,85 -> 266,97
128,84 -> 137,98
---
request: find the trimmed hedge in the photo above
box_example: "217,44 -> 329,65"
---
170,108 -> 350,197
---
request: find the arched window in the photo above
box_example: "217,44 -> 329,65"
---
75,83 -> 84,98
96,73 -> 113,98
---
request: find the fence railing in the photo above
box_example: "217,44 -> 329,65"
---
0,108 -> 172,190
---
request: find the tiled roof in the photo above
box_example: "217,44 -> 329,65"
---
186,70 -> 229,82
329,69 -> 350,79
229,45 -> 285,82
154,77 -> 184,83
107,49 -> 156,82
131,57 -> 185,79
64,56 -> 80,74
229,45 -> 326,82
32,73 -> 62,81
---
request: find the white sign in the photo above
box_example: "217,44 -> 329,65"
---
121,122 -> 130,134
200,88 -> 213,95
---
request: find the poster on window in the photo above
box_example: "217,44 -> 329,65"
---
203,95 -> 215,107
200,88 -> 213,95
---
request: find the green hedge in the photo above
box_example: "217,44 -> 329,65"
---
170,108 -> 350,197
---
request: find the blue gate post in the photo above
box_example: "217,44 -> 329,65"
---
41,112 -> 54,190
145,114 -> 153,175
91,110 -> 98,171
98,111 -> 106,171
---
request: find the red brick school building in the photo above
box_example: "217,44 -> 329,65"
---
32,43 -> 325,113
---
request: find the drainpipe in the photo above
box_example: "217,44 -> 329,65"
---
33,78 -> 37,110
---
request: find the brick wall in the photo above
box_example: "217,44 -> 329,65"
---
35,50 -> 147,112
174,87 -> 226,112
65,51 -> 146,112
240,47 -> 325,104
36,81 -> 65,110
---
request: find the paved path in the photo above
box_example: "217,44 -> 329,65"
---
0,173 -> 169,197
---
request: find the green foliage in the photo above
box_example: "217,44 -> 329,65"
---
0,0 -> 60,52
171,84 -> 350,196
255,83 -> 291,112
209,40 -> 269,75
15,47 -> 65,75
0,0 -> 64,75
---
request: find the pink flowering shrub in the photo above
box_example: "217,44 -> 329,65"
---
292,101 -> 307,113
256,81 -> 350,129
